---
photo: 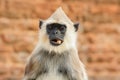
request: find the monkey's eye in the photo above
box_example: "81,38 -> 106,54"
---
47,25 -> 52,29
59,26 -> 66,31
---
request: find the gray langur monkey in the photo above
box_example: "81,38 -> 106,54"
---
23,7 -> 88,80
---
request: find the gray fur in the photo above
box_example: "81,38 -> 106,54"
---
24,49 -> 77,80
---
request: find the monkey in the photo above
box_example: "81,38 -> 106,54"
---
23,7 -> 88,80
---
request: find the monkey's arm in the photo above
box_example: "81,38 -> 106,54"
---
23,54 -> 41,80
69,49 -> 88,80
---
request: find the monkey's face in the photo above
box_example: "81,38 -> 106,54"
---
39,20 -> 79,53
46,23 -> 66,46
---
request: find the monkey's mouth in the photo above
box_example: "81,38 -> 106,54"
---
50,38 -> 63,46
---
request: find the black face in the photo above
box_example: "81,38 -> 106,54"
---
46,23 -> 66,46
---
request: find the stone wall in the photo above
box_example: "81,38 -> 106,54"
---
0,0 -> 120,80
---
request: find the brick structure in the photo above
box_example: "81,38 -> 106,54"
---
0,0 -> 120,80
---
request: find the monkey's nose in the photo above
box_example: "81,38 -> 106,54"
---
53,30 -> 60,35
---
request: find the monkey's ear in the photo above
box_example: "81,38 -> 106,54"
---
74,23 -> 79,32
39,20 -> 43,29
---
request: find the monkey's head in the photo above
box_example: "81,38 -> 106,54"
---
38,7 -> 79,53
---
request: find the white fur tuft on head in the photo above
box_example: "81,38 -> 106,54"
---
48,7 -> 73,25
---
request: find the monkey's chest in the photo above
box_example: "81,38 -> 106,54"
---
36,54 -> 71,80
36,68 -> 68,80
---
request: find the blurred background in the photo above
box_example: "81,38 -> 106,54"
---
0,0 -> 120,80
